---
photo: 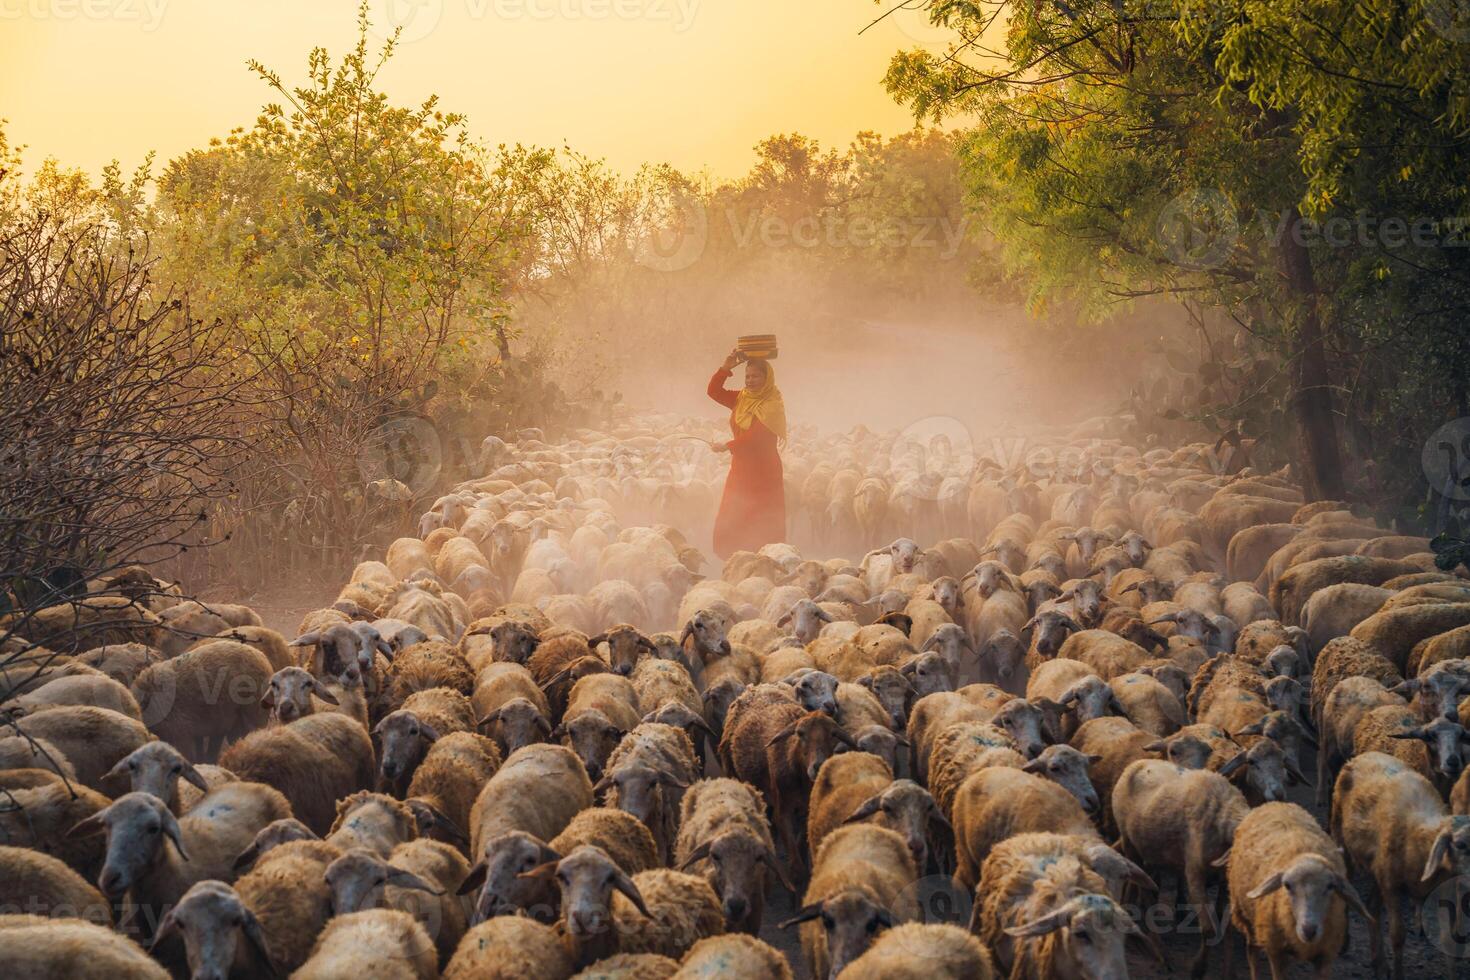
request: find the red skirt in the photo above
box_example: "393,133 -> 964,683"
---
708,369 -> 786,559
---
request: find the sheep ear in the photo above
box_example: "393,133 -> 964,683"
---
240,907 -> 273,967
517,861 -> 559,882
311,679 -> 341,705
233,843 -> 261,873
1389,728 -> 1428,742
67,807 -> 111,839
148,908 -> 178,952
418,723 -> 442,743
1021,756 -> 1046,774
104,756 -> 134,784
586,633 -> 609,648
289,632 -> 321,648
857,676 -> 874,691
457,862 -> 486,895
893,733 -> 910,748
678,622 -> 695,646
777,904 -> 825,929
259,687 -> 275,710
1217,752 -> 1249,778
843,795 -> 883,825
1284,758 -> 1313,787
678,840 -> 713,871
532,713 -> 553,736
476,709 -> 501,728
387,868 -> 444,895
777,613 -> 793,628
1246,871 -> 1284,899
816,607 -> 834,623
765,721 -> 801,748
1423,829 -> 1454,882
161,809 -> 190,861
1142,740 -> 1167,753
180,761 -> 210,792
920,634 -> 939,653
761,847 -> 799,894
613,870 -> 651,918
1005,904 -> 1075,938
1332,875 -> 1375,924
1210,849 -> 1232,869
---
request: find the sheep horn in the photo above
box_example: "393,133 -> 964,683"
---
677,841 -> 712,871
777,904 -> 825,929
612,870 -> 651,918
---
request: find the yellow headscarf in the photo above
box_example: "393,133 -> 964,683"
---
732,360 -> 787,443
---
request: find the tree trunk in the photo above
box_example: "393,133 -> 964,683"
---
1278,207 -> 1345,502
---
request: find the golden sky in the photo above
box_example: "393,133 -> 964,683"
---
0,0 -> 945,180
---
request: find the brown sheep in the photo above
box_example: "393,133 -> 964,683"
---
376,687 -> 476,796
950,766 -> 1096,891
464,743 -> 594,891
781,824 -> 919,979
294,908 -> 437,980
674,778 -> 789,934
675,933 -> 793,979
0,915 -> 168,978
1223,802 -> 1372,979
9,706 -> 150,792
717,684 -> 854,870
443,915 -> 574,980
839,922 -> 993,980
405,730 -> 501,851
0,845 -> 111,925
219,712 -> 376,835
131,639 -> 273,761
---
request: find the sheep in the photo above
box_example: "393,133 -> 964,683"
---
570,952 -> 677,978
590,624 -> 660,677
558,672 -> 644,780
0,775 -> 110,881
781,824 -> 919,979
552,807 -> 661,878
404,730 -> 501,849
1353,704 -> 1469,785
294,908 -> 438,980
388,640 -> 476,708
72,642 -> 164,686
150,879 -> 281,979
1318,677 -> 1405,806
1310,636 -> 1403,728
837,922 -> 993,979
1111,758 -> 1249,973
473,662 -> 553,755
1270,555 -> 1417,626
8,705 -> 150,792
326,792 -> 421,860
0,733 -> 79,785
950,766 -> 1097,890
1332,751 -> 1470,978
69,783 -> 290,919
225,828 -> 341,973
0,915 -> 168,978
674,777 -> 789,934
323,837 -> 470,965
675,933 -> 794,979
131,639 -> 274,761
1108,671 -> 1184,736
905,692 -> 992,784
975,842 -> 1143,979
442,915 -> 575,980
1300,582 -> 1394,651
104,740 -> 235,815
0,845 -> 111,925
857,664 -> 911,729
219,711 -> 376,835
466,743 -> 594,882
601,722 -> 700,863
926,723 -> 1024,820
524,845 -> 724,967
806,752 -> 894,864
836,777 -> 949,875
376,687 -> 476,795
1222,802 -> 1372,979
1351,601 -> 1470,673
1055,629 -> 1153,681
8,672 -> 141,721
261,663 -> 368,728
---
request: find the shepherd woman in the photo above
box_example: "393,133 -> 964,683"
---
707,348 -> 787,559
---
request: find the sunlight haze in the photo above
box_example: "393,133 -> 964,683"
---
0,0 -> 930,177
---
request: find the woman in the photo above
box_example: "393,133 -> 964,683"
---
707,349 -> 787,559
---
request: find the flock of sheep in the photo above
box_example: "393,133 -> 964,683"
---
3,412 -> 1470,979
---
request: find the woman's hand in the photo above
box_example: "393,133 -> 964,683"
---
721,349 -> 742,372
712,441 -> 732,454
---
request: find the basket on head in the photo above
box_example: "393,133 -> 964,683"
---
737,334 -> 778,360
